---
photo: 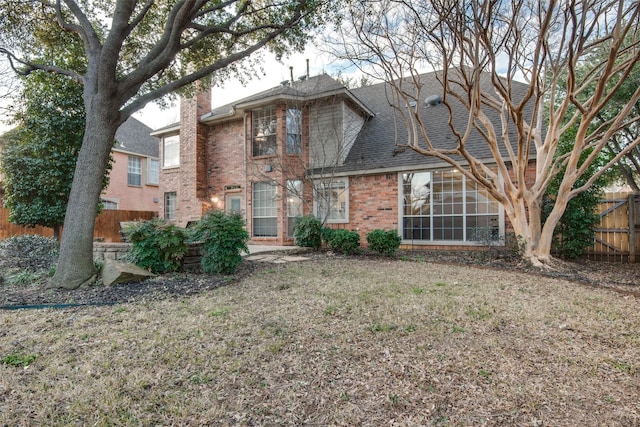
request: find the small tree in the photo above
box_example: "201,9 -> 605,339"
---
543,127 -> 605,259
0,70 -> 109,241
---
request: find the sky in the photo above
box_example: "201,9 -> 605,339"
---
1,43 -> 353,134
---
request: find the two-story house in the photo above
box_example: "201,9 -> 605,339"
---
153,72 -> 525,248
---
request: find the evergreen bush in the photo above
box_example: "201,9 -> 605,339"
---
124,218 -> 188,273
366,229 -> 402,256
323,228 -> 360,255
293,215 -> 323,250
189,210 -> 249,274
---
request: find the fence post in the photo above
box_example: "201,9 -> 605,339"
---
630,193 -> 640,263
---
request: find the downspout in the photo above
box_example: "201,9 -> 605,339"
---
244,112 -> 248,231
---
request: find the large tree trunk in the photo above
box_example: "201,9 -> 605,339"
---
48,99 -> 120,289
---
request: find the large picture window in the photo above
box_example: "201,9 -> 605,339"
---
163,135 -> 180,167
252,107 -> 277,157
286,108 -> 302,154
401,170 -> 501,243
315,178 -> 348,223
252,182 -> 278,237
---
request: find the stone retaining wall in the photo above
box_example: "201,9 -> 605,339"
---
93,242 -> 132,261
93,242 -> 203,272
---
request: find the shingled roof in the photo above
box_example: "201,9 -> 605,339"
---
328,70 -> 530,175
114,116 -> 158,157
202,74 -> 373,123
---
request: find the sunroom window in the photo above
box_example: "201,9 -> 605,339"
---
401,170 -> 501,243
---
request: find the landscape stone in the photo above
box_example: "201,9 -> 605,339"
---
102,259 -> 155,286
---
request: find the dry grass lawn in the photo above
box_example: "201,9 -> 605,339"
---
1,258 -> 639,426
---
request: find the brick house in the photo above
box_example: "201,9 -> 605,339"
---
153,72 -> 531,249
101,117 -> 160,212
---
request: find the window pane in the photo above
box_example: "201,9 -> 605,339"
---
147,159 -> 159,185
163,135 -> 180,167
164,192 -> 176,220
286,108 -> 302,154
287,180 -> 303,237
252,182 -> 277,237
252,107 -> 277,157
401,169 -> 501,243
128,156 -> 142,186
316,179 -> 347,222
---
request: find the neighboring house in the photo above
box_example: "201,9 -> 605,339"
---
153,72 -> 532,248
0,134 -> 5,204
101,117 -> 160,212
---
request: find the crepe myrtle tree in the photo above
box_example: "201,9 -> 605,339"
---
331,0 -> 640,266
0,0 -> 332,289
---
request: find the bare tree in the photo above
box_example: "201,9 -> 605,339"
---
330,0 -> 640,266
0,0 -> 330,289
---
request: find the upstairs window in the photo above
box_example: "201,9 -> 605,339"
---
286,108 -> 302,154
163,135 -> 180,167
252,107 -> 277,157
127,156 -> 142,186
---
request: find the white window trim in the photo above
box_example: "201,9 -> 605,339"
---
101,197 -> 119,210
164,192 -> 177,220
147,158 -> 159,186
127,156 -> 142,187
163,135 -> 180,168
314,177 -> 349,224
397,170 -> 505,246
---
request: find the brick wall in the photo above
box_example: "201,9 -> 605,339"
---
205,120 -> 246,212
160,89 -> 213,226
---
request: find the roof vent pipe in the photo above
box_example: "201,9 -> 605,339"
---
425,95 -> 443,106
306,59 -> 310,79
290,66 -> 294,84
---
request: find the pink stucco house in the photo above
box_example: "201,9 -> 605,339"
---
101,117 -> 160,213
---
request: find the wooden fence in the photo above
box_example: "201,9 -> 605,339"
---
584,192 -> 640,263
0,208 -> 157,243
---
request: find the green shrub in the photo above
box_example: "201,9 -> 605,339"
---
189,210 -> 249,274
293,215 -> 323,250
366,229 -> 402,256
323,228 -> 360,255
124,218 -> 188,273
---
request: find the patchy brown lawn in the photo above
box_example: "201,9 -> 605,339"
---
1,258 -> 639,426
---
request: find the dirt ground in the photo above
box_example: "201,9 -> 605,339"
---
1,250 -> 638,307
